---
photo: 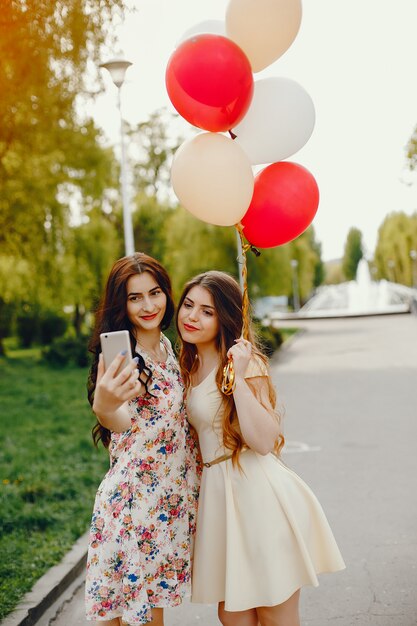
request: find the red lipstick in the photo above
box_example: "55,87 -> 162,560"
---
183,323 -> 199,331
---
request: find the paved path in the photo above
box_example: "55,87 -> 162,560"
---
42,314 -> 417,626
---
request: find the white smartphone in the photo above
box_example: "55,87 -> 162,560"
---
100,330 -> 133,371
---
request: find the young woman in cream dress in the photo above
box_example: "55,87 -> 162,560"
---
176,270 -> 345,626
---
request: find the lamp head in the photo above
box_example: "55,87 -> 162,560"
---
99,58 -> 132,88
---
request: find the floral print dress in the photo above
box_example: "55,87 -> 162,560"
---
85,336 -> 200,625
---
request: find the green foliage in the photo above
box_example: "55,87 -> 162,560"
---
132,195 -> 171,262
342,227 -> 364,280
15,307 -> 68,348
42,335 -> 91,367
160,210 -> 324,304
0,0 -> 125,312
324,260 -> 345,285
16,309 -> 40,348
0,256 -> 30,305
285,226 -> 324,305
255,323 -> 283,358
247,245 -> 292,299
406,125 -> 417,172
65,212 -> 121,319
163,207 -> 238,297
39,311 -> 68,345
129,109 -> 184,199
309,229 -> 325,287
0,353 -> 109,618
373,212 -> 417,285
0,298 -> 15,356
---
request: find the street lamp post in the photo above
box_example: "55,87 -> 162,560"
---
99,58 -> 135,257
290,259 -> 300,312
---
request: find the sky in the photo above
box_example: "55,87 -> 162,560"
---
88,0 -> 417,261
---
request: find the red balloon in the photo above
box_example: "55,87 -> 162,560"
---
165,34 -> 254,132
241,162 -> 319,248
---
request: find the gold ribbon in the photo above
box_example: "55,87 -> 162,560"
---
221,223 -> 254,395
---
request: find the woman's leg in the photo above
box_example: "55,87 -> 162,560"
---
94,620 -> 122,626
147,607 -> 164,626
218,602 -> 259,626
256,590 -> 301,626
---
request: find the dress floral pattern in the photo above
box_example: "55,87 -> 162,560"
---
85,336 -> 200,624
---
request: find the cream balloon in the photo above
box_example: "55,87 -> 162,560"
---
226,0 -> 302,72
176,19 -> 226,47
171,133 -> 254,226
233,77 -> 315,165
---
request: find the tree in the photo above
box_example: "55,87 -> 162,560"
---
246,245 -> 292,299
406,125 -> 417,172
64,212 -> 121,333
342,227 -> 364,280
0,0 -> 126,311
286,227 -> 323,305
128,109 -> 185,201
324,261 -> 345,285
163,208 -> 237,296
373,212 -> 417,285
309,227 -> 325,288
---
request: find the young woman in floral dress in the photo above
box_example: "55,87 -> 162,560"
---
85,253 -> 200,626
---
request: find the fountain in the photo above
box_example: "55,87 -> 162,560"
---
268,259 -> 417,320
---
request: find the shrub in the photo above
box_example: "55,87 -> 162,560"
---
0,298 -> 15,355
39,311 -> 68,345
16,310 -> 39,348
256,323 -> 283,358
42,335 -> 90,367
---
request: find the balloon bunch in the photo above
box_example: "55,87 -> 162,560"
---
165,0 -> 318,388
166,0 -> 319,248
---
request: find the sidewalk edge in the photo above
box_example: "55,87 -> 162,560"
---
1,531 -> 89,626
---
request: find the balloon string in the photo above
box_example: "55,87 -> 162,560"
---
221,223 -> 251,395
236,223 -> 251,341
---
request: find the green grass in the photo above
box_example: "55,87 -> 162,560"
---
0,349 -> 109,619
280,327 -> 299,342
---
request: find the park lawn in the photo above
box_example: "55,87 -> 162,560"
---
0,351 -> 109,619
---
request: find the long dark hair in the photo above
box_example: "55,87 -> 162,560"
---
88,253 -> 174,448
176,271 -> 283,465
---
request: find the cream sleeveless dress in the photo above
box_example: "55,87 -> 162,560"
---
186,360 -> 345,611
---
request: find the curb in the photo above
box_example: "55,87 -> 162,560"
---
1,532 -> 89,626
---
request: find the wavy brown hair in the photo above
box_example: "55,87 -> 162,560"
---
87,253 -> 174,448
176,271 -> 284,465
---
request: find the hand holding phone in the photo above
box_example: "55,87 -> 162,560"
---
94,330 -> 140,431
100,330 -> 132,370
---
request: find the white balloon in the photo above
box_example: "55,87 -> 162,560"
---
233,77 -> 315,165
176,20 -> 226,47
171,133 -> 254,226
226,0 -> 302,72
